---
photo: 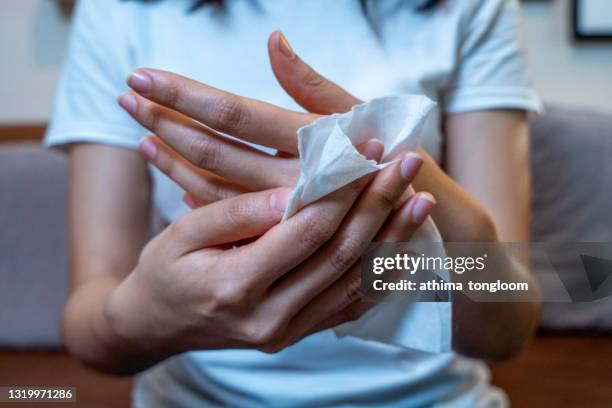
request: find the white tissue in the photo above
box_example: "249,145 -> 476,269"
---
284,95 -> 452,353
283,95 -> 436,220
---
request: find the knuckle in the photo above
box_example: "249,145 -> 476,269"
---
224,197 -> 255,228
209,281 -> 251,312
155,148 -> 179,177
345,178 -> 366,196
298,214 -> 336,252
343,273 -> 362,305
371,182 -> 399,211
329,237 -> 362,275
211,97 -> 248,133
198,181 -> 227,203
144,105 -> 163,133
188,136 -> 223,172
164,82 -> 182,108
167,217 -> 190,241
301,68 -> 327,89
244,320 -> 282,347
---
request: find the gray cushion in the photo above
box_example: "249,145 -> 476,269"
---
0,143 -> 167,348
0,144 -> 69,348
531,106 -> 612,330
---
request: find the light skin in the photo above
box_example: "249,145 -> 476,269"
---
63,30 -> 539,375
64,109 -> 434,374
119,32 -> 540,358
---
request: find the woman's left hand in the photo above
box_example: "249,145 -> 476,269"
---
118,31 -> 494,246
118,32 -> 364,207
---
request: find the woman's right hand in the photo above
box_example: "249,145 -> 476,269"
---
103,141 -> 433,359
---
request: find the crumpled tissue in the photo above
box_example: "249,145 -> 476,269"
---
284,95 -> 451,353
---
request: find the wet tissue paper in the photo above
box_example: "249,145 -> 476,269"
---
285,95 -> 451,353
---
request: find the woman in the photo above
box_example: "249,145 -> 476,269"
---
47,0 -> 541,406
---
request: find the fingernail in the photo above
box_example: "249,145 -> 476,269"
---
118,92 -> 137,115
139,137 -> 157,161
128,70 -> 153,94
412,193 -> 436,225
363,139 -> 384,162
183,193 -> 197,209
277,32 -> 295,59
400,151 -> 422,181
271,190 -> 290,212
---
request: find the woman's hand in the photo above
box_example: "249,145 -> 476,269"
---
118,60 -> 309,205
114,31 -> 538,362
116,32 -> 366,207
101,141 -> 434,371
117,32 -> 495,244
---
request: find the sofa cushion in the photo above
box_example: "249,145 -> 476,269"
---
531,106 -> 612,330
0,143 -> 166,348
0,143 -> 69,348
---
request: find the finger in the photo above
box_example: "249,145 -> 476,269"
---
182,192 -> 199,209
304,193 -> 436,329
302,193 -> 436,332
261,192 -> 436,351
377,192 -> 437,242
231,139 -> 385,285
125,70 -> 314,154
307,300 -> 374,335
170,187 -> 291,254
139,136 -> 247,205
268,31 -> 362,115
259,266 -> 371,353
270,151 -> 424,314
119,92 -> 298,189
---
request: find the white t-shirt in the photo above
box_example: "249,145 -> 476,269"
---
46,0 -> 540,406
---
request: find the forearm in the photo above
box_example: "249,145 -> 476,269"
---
452,259 -> 541,361
64,145 -> 162,374
412,149 -> 498,242
412,149 -> 540,360
62,275 -> 172,376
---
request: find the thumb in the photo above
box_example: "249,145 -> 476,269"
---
268,31 -> 362,115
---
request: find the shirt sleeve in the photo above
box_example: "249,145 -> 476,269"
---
44,0 -> 143,149
441,0 -> 542,115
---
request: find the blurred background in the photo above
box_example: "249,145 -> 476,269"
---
0,1 -> 611,407
1,0 -> 611,125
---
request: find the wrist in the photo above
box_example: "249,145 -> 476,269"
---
101,268 -> 179,361
100,272 -> 143,350
467,210 -> 499,242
